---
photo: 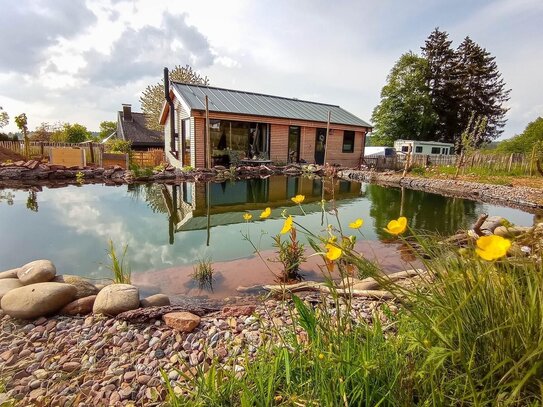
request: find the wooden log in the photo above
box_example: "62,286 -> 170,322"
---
116,302 -> 222,322
472,213 -> 488,236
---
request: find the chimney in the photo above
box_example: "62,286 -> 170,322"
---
122,104 -> 132,121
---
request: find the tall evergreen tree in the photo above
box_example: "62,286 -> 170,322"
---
455,37 -> 510,147
421,28 -> 462,146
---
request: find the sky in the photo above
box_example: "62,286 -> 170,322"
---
0,0 -> 542,139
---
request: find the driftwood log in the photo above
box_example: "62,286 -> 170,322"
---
116,302 -> 222,323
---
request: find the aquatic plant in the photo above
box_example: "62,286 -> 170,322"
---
76,171 -> 84,184
272,225 -> 306,282
106,239 -> 131,284
192,257 -> 214,291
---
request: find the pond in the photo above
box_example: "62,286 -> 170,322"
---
0,177 -> 538,298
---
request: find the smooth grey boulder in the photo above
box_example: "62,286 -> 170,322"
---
140,294 -> 170,308
0,268 -> 20,280
18,260 -> 56,285
93,284 -> 140,316
1,282 -> 77,319
0,278 -> 23,302
53,275 -> 99,299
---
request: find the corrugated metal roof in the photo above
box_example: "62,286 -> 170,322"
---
171,82 -> 372,128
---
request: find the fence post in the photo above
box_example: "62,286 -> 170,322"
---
40,142 -> 44,157
89,142 -> 95,164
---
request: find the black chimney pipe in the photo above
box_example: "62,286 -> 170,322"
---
164,67 -> 176,154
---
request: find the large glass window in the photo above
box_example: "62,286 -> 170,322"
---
209,120 -> 269,160
415,146 -> 423,153
431,147 -> 441,154
288,126 -> 300,162
342,131 -> 355,153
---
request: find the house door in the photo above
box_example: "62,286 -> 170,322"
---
288,126 -> 301,163
315,128 -> 327,165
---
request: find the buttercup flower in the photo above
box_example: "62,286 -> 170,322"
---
475,235 -> 511,261
384,216 -> 408,235
280,216 -> 293,234
325,243 -> 342,261
243,213 -> 252,221
260,207 -> 271,219
291,194 -> 305,204
349,218 -> 364,229
318,353 -> 325,360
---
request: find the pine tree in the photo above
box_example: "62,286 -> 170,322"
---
421,28 -> 463,147
455,37 -> 510,147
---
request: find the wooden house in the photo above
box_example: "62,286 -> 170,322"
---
159,70 -> 372,168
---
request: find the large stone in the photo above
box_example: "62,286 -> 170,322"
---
140,294 -> 170,308
221,305 -> 256,317
93,284 -> 140,316
162,312 -> 201,332
0,278 -> 24,302
17,260 -> 56,285
59,295 -> 97,315
0,268 -> 20,280
0,282 -> 77,320
52,275 -> 99,299
494,226 -> 533,238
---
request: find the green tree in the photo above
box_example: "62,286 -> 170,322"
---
140,64 -> 209,131
370,52 -> 437,146
421,28 -> 462,146
496,117 -> 543,154
62,123 -> 90,143
0,106 -> 8,129
99,120 -> 117,140
455,37 -> 510,147
14,113 -> 29,157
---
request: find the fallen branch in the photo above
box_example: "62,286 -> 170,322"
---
472,213 -> 489,236
116,303 -> 221,323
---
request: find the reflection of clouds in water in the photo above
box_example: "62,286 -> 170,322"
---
50,188 -> 189,273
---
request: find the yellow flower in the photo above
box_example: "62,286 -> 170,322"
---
260,207 -> 271,219
291,194 -> 305,204
475,235 -> 511,261
349,218 -> 363,229
328,235 -> 337,243
384,216 -> 408,235
325,243 -> 342,261
280,216 -> 293,234
318,353 -> 325,360
243,213 -> 252,221
423,339 -> 431,348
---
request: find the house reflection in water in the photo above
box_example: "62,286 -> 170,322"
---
161,176 -> 363,244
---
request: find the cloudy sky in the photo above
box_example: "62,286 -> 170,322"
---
0,0 -> 542,139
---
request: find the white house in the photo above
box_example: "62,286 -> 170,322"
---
364,146 -> 397,157
393,139 -> 455,155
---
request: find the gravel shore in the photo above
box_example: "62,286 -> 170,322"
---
0,295 -> 393,406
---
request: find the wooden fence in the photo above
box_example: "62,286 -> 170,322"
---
130,149 -> 165,168
363,152 -> 537,176
0,141 -> 103,165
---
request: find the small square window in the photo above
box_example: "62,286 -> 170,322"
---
415,146 -> 423,153
431,147 -> 441,154
401,146 -> 409,152
342,131 -> 355,153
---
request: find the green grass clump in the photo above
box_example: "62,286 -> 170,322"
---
191,257 -> 214,291
106,239 -> 131,284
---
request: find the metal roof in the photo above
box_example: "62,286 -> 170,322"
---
171,82 -> 372,128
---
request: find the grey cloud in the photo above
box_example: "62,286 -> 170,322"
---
0,0 -> 97,73
82,12 -> 214,86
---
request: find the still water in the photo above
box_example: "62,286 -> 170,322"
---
0,177 -> 537,296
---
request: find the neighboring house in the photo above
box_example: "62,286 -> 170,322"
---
393,139 -> 455,155
159,74 -> 372,168
116,104 -> 164,151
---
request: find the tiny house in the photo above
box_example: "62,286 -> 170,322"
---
393,139 -> 454,155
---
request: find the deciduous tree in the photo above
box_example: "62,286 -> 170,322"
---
62,123 -> 91,143
140,65 -> 209,131
496,117 -> 543,154
99,120 -> 117,140
371,52 -> 436,146
0,106 -> 8,129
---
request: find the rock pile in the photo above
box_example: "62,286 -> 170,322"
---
0,260 -> 170,320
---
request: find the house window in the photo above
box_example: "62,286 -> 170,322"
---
442,148 -> 447,154
431,147 -> 441,154
415,146 -> 423,153
401,146 -> 409,152
342,131 -> 355,153
449,147 -> 455,155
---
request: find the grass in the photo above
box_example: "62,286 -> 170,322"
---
192,257 -> 214,291
167,233 -> 543,406
106,239 -> 131,284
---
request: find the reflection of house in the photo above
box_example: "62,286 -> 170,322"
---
162,176 -> 362,233
159,71 -> 372,168
116,104 -> 164,151
393,139 -> 454,155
